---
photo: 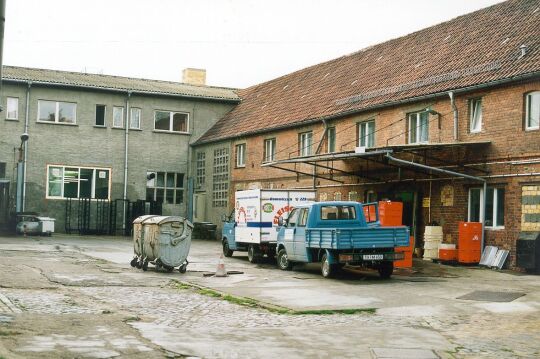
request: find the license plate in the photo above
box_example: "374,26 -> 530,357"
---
363,254 -> 384,260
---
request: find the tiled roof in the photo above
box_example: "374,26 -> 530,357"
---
2,66 -> 239,101
196,0 -> 540,144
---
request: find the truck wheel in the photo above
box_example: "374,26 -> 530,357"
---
321,253 -> 336,278
277,249 -> 293,270
222,240 -> 233,257
378,261 -> 394,279
247,244 -> 261,264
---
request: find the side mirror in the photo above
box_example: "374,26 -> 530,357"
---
278,216 -> 284,227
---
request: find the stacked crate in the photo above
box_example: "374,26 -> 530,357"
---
378,201 -> 413,268
423,226 -> 443,260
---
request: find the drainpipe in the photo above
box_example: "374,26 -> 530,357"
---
22,81 -> 31,211
122,92 -> 131,231
385,153 -> 487,254
449,91 -> 458,141
313,119 -> 328,188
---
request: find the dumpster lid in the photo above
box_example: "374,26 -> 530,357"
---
36,217 -> 56,221
142,216 -> 189,225
133,215 -> 160,224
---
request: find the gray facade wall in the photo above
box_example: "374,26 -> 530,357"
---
0,81 -> 236,232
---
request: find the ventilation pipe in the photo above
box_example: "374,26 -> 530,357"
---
449,91 -> 458,141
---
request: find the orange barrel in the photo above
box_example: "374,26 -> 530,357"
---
395,236 -> 414,268
458,222 -> 482,264
378,201 -> 403,226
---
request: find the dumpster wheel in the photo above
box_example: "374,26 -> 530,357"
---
179,261 -> 188,273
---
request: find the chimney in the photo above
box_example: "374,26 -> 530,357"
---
182,68 -> 206,86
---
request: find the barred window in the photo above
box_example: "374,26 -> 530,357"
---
196,152 -> 206,188
213,148 -> 229,207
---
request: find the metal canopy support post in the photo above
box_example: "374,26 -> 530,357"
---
385,153 -> 487,254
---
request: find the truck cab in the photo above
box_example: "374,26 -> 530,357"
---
276,201 -> 409,278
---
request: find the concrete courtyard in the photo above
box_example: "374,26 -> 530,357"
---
0,234 -> 539,358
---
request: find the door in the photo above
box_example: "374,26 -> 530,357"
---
293,208 -> 309,261
193,193 -> 206,222
283,208 -> 299,259
0,181 -> 9,232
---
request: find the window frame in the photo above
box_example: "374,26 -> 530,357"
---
407,111 -> 429,144
130,107 -> 142,130
146,171 -> 185,204
212,148 -> 229,207
469,98 -> 483,133
196,152 -> 206,187
357,120 -> 375,148
468,187 -> 505,229
112,106 -> 124,128
46,165 -> 111,200
95,104 -> 106,127
153,110 -> 189,133
236,143 -> 246,168
37,100 -> 77,125
525,91 -> 540,131
6,97 -> 18,120
264,138 -> 276,163
299,131 -> 313,157
327,127 -> 336,153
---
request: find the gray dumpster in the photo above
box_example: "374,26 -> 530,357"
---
131,215 -> 193,273
16,215 -> 55,236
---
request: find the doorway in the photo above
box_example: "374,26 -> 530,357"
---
193,193 -> 206,222
0,181 -> 10,231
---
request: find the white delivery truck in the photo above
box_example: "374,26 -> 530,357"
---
221,189 -> 316,263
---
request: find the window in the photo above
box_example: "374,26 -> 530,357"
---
264,138 -> 276,162
213,148 -> 229,207
6,97 -> 18,120
113,106 -> 124,128
468,187 -> 505,228
321,205 -> 357,220
38,100 -> 76,124
46,165 -> 110,199
299,131 -> 313,156
146,172 -> 184,204
526,91 -> 540,130
130,108 -> 141,129
297,208 -> 308,227
196,152 -> 206,187
236,144 -> 246,168
327,127 -> 336,153
408,111 -> 429,143
358,120 -> 375,148
469,98 -> 482,133
154,111 -> 189,133
95,105 -> 106,126
287,209 -> 299,227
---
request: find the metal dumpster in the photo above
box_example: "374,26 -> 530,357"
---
131,215 -> 193,273
16,215 -> 55,236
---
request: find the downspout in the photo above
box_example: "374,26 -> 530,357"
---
22,81 -> 31,211
313,120 -> 328,189
449,91 -> 458,141
385,153 -> 487,254
122,92 -> 131,231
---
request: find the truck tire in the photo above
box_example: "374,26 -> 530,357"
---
222,239 -> 233,257
247,244 -> 262,263
321,253 -> 336,278
277,248 -> 293,270
378,261 -> 394,279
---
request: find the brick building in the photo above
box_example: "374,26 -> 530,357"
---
0,67 -> 238,233
193,0 -> 540,267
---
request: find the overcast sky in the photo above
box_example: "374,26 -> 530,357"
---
4,0 -> 504,89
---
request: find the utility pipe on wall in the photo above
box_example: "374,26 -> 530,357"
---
22,81 -> 31,211
449,91 -> 458,141
122,92 -> 131,230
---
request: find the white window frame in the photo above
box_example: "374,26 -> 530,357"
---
299,131 -> 313,157
358,120 -> 375,148
468,187 -> 505,229
408,111 -> 429,144
153,110 -> 189,133
113,106 -> 124,128
327,127 -> 336,153
46,165 -> 111,200
469,98 -> 483,133
37,100 -> 77,124
264,138 -> 276,162
6,97 -> 18,120
236,143 -> 246,168
130,107 -> 142,129
196,152 -> 206,187
525,91 -> 540,130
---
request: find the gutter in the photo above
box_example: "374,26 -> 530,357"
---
22,82 -> 31,211
194,71 -> 540,146
122,91 -> 131,231
385,153 -> 487,254
2,78 -> 241,103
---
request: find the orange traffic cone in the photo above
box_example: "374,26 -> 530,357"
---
215,254 -> 228,277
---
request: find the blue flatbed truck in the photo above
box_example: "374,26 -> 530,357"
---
276,201 -> 410,278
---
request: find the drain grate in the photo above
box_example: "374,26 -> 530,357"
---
457,290 -> 525,302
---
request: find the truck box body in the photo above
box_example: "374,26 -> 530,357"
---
234,189 -> 315,245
